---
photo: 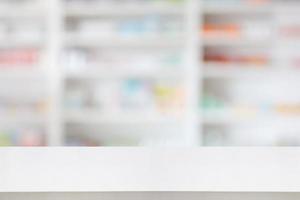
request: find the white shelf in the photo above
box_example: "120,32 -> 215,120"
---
65,69 -> 183,80
203,4 -> 300,15
64,110 -> 183,124
0,70 -> 45,79
1,148 -> 300,192
203,65 -> 300,79
203,112 -> 300,125
65,36 -> 184,48
0,7 -> 45,18
0,39 -> 44,48
203,5 -> 272,14
65,5 -> 183,17
0,113 -> 47,125
203,38 -> 271,46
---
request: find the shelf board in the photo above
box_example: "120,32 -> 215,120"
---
0,39 -> 44,48
64,110 -> 183,124
203,4 -> 272,14
0,70 -> 44,79
203,3 -> 300,15
0,113 -> 47,125
65,69 -> 183,80
202,112 -> 300,125
202,38 -> 271,47
64,5 -> 183,17
202,65 -> 300,79
64,36 -> 184,48
0,7 -> 44,18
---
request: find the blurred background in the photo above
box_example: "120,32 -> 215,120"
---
0,0 -> 300,146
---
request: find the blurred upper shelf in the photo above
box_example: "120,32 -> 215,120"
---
203,4 -> 271,14
64,36 -> 184,48
65,69 -> 183,80
203,3 -> 300,14
64,5 -> 184,17
0,7 -> 45,18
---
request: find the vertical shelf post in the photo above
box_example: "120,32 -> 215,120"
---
184,0 -> 202,146
46,0 -> 64,146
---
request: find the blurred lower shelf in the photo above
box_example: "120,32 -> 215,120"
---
203,65 -> 300,79
0,113 -> 47,125
202,113 -> 300,125
0,70 -> 45,80
64,110 -> 184,124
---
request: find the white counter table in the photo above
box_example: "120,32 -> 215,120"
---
0,148 -> 300,192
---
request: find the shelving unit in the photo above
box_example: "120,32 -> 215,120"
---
0,0 -> 48,146
60,0 -> 196,146
200,0 -> 300,146
1,0 -> 300,146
